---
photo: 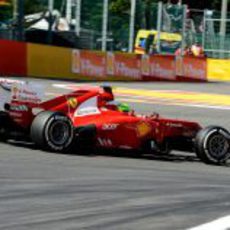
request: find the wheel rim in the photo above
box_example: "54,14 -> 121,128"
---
48,121 -> 70,146
207,133 -> 229,159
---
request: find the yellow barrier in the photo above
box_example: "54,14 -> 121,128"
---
208,59 -> 230,82
27,43 -> 92,80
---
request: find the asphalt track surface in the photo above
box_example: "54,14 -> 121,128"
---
0,78 -> 230,230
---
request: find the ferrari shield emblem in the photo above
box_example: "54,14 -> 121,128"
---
67,97 -> 78,109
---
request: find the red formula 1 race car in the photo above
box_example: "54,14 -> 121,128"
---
0,79 -> 230,165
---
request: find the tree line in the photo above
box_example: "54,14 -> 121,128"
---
0,0 -> 228,23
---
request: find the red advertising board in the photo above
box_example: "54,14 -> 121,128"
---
0,40 -> 27,76
108,53 -> 141,80
142,55 -> 176,81
76,50 -> 106,78
176,56 -> 207,81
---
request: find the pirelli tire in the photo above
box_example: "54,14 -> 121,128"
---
195,126 -> 230,165
30,111 -> 74,152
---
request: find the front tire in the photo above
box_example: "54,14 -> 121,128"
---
195,126 -> 230,164
30,111 -> 74,152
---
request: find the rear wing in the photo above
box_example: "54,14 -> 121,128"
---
0,78 -> 44,110
0,78 -> 21,110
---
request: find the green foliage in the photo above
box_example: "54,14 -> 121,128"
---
24,0 -> 46,14
210,0 -> 230,9
0,0 -> 229,28
110,0 -> 230,13
0,0 -> 12,22
110,0 -> 130,15
0,0 -> 65,24
0,6 -> 12,21
23,0 -> 63,14
81,0 -> 103,31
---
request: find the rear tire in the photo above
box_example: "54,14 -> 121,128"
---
30,111 -> 74,152
0,111 -> 10,141
195,126 -> 230,164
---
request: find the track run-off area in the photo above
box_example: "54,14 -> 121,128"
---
0,78 -> 230,230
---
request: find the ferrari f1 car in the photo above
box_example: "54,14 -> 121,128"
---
0,79 -> 229,165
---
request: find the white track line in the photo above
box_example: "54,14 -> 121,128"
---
188,216 -> 230,230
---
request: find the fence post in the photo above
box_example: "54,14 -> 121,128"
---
102,0 -> 108,51
202,10 -> 206,54
128,0 -> 136,53
75,0 -> 81,36
13,0 -> 24,41
156,1 -> 163,53
220,0 -> 228,36
66,0 -> 72,23
48,0 -> 54,44
181,4 -> 187,56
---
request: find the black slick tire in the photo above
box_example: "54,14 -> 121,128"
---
195,126 -> 230,165
30,111 -> 74,152
0,111 -> 10,141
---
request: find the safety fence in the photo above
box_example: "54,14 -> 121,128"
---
0,39 -> 229,82
2,2 -> 230,60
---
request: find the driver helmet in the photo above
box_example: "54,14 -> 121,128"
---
106,101 -> 131,112
117,102 -> 131,112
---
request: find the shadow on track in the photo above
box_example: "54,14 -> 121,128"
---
5,139 -> 230,167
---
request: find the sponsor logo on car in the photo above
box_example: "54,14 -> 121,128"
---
75,107 -> 100,117
119,145 -> 133,149
166,122 -> 183,128
67,97 -> 78,109
11,82 -> 44,104
9,104 -> 28,112
9,111 -> 23,118
136,122 -> 152,137
97,138 -> 112,147
102,124 -> 119,130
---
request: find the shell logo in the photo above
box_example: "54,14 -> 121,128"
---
136,122 -> 152,137
67,97 -> 78,109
